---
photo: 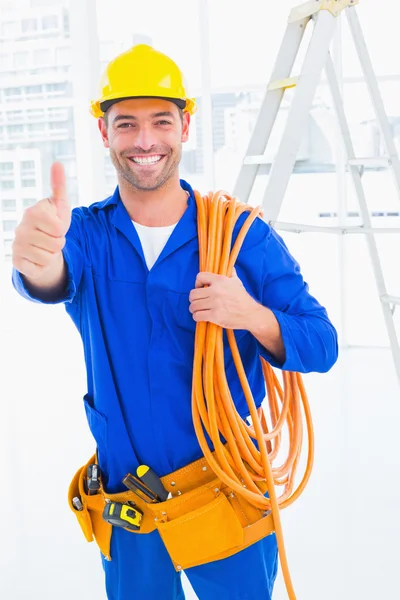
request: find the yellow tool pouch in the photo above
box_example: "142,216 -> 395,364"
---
68,456 -> 113,558
68,454 -> 275,570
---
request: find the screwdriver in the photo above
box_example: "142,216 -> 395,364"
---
122,474 -> 158,502
136,465 -> 170,501
86,464 -> 101,496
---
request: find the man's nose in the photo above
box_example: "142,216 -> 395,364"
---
134,125 -> 158,152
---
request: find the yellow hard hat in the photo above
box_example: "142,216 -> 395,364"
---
90,44 -> 197,118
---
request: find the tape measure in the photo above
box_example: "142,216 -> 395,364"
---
102,501 -> 143,531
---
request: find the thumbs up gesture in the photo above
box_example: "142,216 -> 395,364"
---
12,162 -> 72,281
48,161 -> 72,232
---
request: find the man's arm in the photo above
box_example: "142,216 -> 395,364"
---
20,253 -> 67,300
189,225 -> 338,374
246,305 -> 286,365
189,270 -> 287,363
12,162 -> 84,305
256,227 -> 338,373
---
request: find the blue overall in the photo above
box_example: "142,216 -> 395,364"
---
13,180 -> 338,599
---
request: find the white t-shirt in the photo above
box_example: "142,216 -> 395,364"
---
132,220 -> 178,270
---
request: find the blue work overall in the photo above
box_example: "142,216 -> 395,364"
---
13,180 -> 338,599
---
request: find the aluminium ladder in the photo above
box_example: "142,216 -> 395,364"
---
234,0 -> 400,384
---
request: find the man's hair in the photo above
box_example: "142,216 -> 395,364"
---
103,105 -> 184,128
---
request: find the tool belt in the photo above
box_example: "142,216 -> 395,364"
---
68,453 -> 275,571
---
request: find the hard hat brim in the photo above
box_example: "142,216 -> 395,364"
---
100,96 -> 187,114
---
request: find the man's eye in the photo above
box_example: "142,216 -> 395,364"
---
118,123 -> 134,128
156,120 -> 172,126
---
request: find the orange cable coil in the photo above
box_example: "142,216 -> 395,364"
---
192,190 -> 315,599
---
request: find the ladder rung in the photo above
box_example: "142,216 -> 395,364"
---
272,222 -> 345,234
348,157 -> 390,167
268,76 -> 298,91
243,155 -> 271,165
381,294 -> 400,306
244,156 -> 390,167
271,221 -> 400,235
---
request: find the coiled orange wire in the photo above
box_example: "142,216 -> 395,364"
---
192,190 -> 315,599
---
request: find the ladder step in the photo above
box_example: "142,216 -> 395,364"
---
272,221 -> 400,235
289,1 -> 316,23
381,294 -> 400,306
348,157 -> 390,167
243,155 -> 271,165
268,76 -> 298,91
245,156 -> 391,167
289,0 -> 358,23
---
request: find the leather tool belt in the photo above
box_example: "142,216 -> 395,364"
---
68,453 -> 275,571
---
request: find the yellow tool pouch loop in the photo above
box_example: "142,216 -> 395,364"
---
68,454 -> 275,570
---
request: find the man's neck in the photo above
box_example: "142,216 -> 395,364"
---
118,176 -> 189,227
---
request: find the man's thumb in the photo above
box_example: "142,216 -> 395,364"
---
50,162 -> 70,221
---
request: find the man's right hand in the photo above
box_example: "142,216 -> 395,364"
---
12,162 -> 71,282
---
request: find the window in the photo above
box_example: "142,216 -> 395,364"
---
48,107 -> 67,117
22,198 -> 36,208
27,108 -> 45,119
42,15 -> 58,30
25,85 -> 42,95
2,199 -> 16,211
0,162 -> 13,174
53,140 -> 73,156
21,160 -> 35,171
22,19 -> 37,34
49,121 -> 67,130
7,110 -> 23,121
8,125 -> 24,136
14,52 -> 29,68
4,87 -> 22,97
8,124 -> 23,132
63,12 -> 70,35
21,179 -> 36,188
27,123 -> 44,133
3,220 -> 17,232
45,82 -> 66,93
1,180 -> 15,189
33,49 -> 51,66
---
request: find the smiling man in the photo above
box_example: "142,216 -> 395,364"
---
104,104 -> 187,192
11,44 -> 338,600
100,97 -> 191,229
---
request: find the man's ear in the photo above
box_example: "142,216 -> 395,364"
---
98,117 -> 110,148
181,112 -> 191,143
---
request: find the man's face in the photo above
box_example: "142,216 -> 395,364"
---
98,98 -> 190,192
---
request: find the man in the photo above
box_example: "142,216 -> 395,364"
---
12,44 -> 338,600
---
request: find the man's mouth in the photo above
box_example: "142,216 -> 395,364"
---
128,155 -> 165,166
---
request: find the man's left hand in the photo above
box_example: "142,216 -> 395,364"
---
189,270 -> 259,330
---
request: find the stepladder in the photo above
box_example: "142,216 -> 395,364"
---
234,0 -> 400,384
